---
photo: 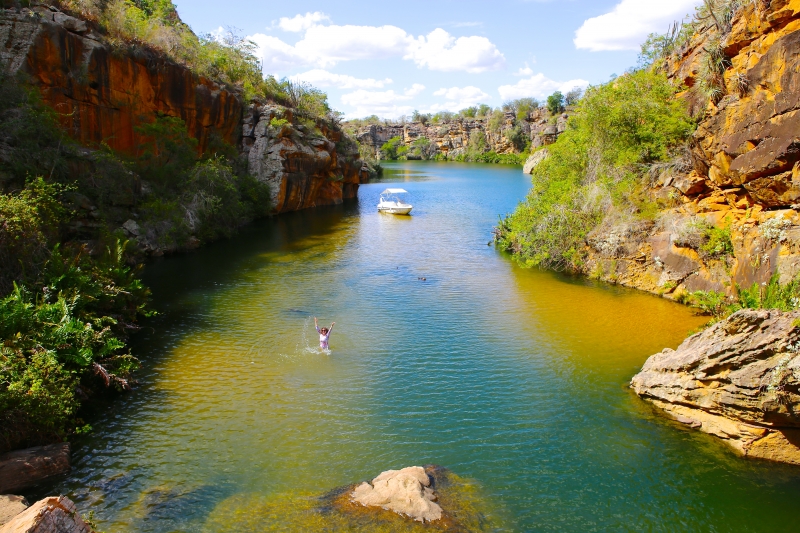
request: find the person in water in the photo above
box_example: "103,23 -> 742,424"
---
314,317 -> 335,350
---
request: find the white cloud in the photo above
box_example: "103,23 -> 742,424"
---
574,0 -> 701,51
514,63 -> 534,76
498,74 -> 589,101
433,85 -> 490,110
277,12 -> 330,33
406,29 -> 505,73
291,69 -> 392,89
341,85 -> 425,118
297,24 -> 412,67
249,18 -> 505,74
249,33 -> 314,71
405,83 -> 426,96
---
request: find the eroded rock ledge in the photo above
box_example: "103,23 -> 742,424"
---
631,309 -> 800,465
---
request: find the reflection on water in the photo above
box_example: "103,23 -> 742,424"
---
43,161 -> 800,532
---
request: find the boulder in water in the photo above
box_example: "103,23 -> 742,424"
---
350,466 -> 442,522
631,309 -> 800,465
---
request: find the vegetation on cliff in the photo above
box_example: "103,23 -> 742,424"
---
0,65 -> 270,451
497,70 -> 694,269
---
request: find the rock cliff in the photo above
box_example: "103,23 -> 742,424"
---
632,309 -> 800,465
352,107 -> 569,160
0,6 -> 240,155
242,105 -> 368,213
581,0 -> 800,299
0,4 -> 366,222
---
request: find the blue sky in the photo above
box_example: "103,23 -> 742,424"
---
177,0 -> 702,118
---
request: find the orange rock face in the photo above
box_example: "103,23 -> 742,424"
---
0,8 -> 242,155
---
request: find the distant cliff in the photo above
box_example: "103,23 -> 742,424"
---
350,107 -> 570,161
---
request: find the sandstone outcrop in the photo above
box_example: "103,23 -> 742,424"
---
0,6 -> 241,155
241,106 -> 368,213
0,444 -> 70,494
1,3 -> 368,249
352,107 -> 569,160
350,466 -> 442,523
0,496 -> 91,533
582,1 -> 800,299
523,148 -> 549,174
0,496 -> 28,527
632,309 -> 800,464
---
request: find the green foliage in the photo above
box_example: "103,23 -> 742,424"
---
547,91 -> 565,115
488,110 -> 505,133
0,71 -> 69,189
701,224 -> 733,257
459,106 -> 478,118
690,273 -> 800,322
499,70 -> 694,270
379,136 -> 406,160
269,117 -> 289,128
0,240 -> 151,452
477,104 -> 492,117
504,125 -> 530,152
0,178 -> 69,294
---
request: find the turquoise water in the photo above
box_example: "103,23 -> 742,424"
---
44,161 -> 800,531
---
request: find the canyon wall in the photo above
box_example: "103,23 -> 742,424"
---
353,108 -> 569,159
583,0 -> 800,300
0,5 -> 367,221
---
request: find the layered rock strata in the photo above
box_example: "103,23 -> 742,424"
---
2,4 -> 367,243
241,106 -> 368,213
0,6 -> 241,154
353,107 -> 569,160
632,309 -> 800,465
582,1 -> 800,298
0,496 -> 90,533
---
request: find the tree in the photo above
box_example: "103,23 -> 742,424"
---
565,87 -> 584,106
547,91 -> 564,115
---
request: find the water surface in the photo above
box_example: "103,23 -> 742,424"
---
48,161 -> 800,531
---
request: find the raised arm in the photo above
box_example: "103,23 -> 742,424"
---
328,322 -> 336,333
314,316 -> 320,332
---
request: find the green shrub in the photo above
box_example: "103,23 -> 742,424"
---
547,91 -> 565,115
0,240 -> 151,452
498,70 -> 694,270
690,273 -> 800,321
700,224 -> 733,257
269,117 -> 289,128
488,110 -> 505,133
380,136 -> 406,160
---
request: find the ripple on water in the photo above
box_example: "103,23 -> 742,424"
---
42,162 -> 800,533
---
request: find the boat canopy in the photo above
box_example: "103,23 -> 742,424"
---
380,188 -> 408,195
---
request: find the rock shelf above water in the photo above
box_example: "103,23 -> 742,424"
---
631,309 -> 800,465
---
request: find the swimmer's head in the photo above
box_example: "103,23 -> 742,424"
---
320,328 -> 329,334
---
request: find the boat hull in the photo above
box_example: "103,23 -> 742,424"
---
378,206 -> 413,215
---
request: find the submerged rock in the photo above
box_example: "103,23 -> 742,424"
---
203,465 -> 492,532
631,309 -> 800,465
350,466 -> 442,522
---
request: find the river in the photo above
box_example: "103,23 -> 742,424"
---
42,161 -> 800,531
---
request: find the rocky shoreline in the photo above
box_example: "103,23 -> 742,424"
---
632,309 -> 800,465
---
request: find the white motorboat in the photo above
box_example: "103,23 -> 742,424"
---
377,188 -> 413,215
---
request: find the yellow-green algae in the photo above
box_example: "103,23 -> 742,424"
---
202,468 -> 493,532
